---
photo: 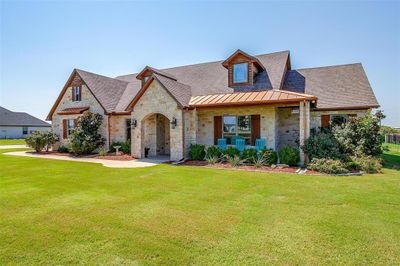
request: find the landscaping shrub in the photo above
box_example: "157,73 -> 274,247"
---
333,113 -> 383,157
347,155 -> 382,173
260,149 -> 278,165
98,147 -> 107,156
253,154 -> 267,168
189,144 -> 206,160
307,158 -> 349,174
241,148 -> 258,164
69,111 -> 105,155
206,155 -> 219,164
57,145 -> 69,153
224,146 -> 240,158
278,146 -> 300,166
25,131 -> 58,152
25,132 -> 47,152
225,154 -> 245,167
110,140 -> 131,154
301,130 -> 343,161
206,146 -> 222,159
42,131 -> 59,152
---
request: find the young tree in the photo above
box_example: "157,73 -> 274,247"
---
68,111 -> 105,155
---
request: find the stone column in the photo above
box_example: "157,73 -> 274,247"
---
299,101 -> 311,166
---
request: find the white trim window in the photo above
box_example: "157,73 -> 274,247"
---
223,115 -> 251,145
233,63 -> 248,83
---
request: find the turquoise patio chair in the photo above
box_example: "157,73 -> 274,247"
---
255,138 -> 266,152
232,135 -> 244,145
217,138 -> 227,151
235,138 -> 245,152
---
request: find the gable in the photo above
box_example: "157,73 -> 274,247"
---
130,77 -> 180,113
46,70 -> 106,120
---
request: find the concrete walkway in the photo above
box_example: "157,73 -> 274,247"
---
4,151 -> 170,168
0,145 -> 28,149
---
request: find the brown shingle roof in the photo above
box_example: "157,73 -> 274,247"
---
282,63 -> 379,109
189,90 -> 317,107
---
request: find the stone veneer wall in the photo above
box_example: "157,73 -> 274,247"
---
277,108 -> 369,149
310,109 -> 368,129
52,84 -> 109,147
196,106 -> 277,150
109,115 -> 131,144
131,80 -> 184,161
277,107 -> 300,149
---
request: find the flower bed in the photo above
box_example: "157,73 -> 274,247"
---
182,160 -> 320,174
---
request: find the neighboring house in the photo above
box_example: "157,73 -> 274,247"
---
0,106 -> 51,139
47,49 -> 379,164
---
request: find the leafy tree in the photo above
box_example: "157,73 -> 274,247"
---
69,111 -> 105,155
333,112 -> 382,156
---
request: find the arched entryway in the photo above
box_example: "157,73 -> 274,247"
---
140,113 -> 170,159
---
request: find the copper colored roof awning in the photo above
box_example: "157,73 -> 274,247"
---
57,107 -> 89,115
189,90 -> 317,107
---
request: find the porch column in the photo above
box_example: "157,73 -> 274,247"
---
299,100 -> 311,166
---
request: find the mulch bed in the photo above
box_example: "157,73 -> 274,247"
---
181,160 -> 321,174
29,151 -> 135,161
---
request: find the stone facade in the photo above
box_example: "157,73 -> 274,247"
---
196,105 -> 278,150
109,115 -> 131,143
52,84 -> 109,147
310,109 -> 368,129
131,80 -> 184,161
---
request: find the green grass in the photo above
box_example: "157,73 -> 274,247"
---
0,148 -> 399,265
0,139 -> 26,146
383,143 -> 400,169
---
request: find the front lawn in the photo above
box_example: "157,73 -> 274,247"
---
0,148 -> 399,265
0,139 -> 25,146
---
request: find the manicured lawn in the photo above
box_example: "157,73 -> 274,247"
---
0,139 -> 26,146
383,143 -> 400,169
0,148 -> 399,265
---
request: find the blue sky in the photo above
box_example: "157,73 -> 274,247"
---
1,1 -> 399,126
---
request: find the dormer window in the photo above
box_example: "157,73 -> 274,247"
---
72,86 -> 81,101
233,63 -> 248,83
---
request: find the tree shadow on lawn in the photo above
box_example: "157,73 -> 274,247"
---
382,153 -> 400,171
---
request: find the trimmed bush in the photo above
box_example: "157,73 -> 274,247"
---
206,155 -> 219,164
225,146 -> 240,158
307,158 -> 349,174
241,148 -> 258,164
260,149 -> 278,165
110,140 -> 131,154
25,132 -> 47,152
57,145 -> 69,153
206,146 -> 222,159
189,144 -> 206,160
278,146 -> 300,166
26,131 -> 58,152
301,130 -> 343,161
347,156 -> 382,173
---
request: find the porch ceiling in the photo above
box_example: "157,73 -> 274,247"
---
189,89 -> 317,107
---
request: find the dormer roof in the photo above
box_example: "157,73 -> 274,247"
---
221,49 -> 266,71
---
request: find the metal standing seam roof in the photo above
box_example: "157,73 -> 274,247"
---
189,90 -> 317,107
57,107 -> 90,115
